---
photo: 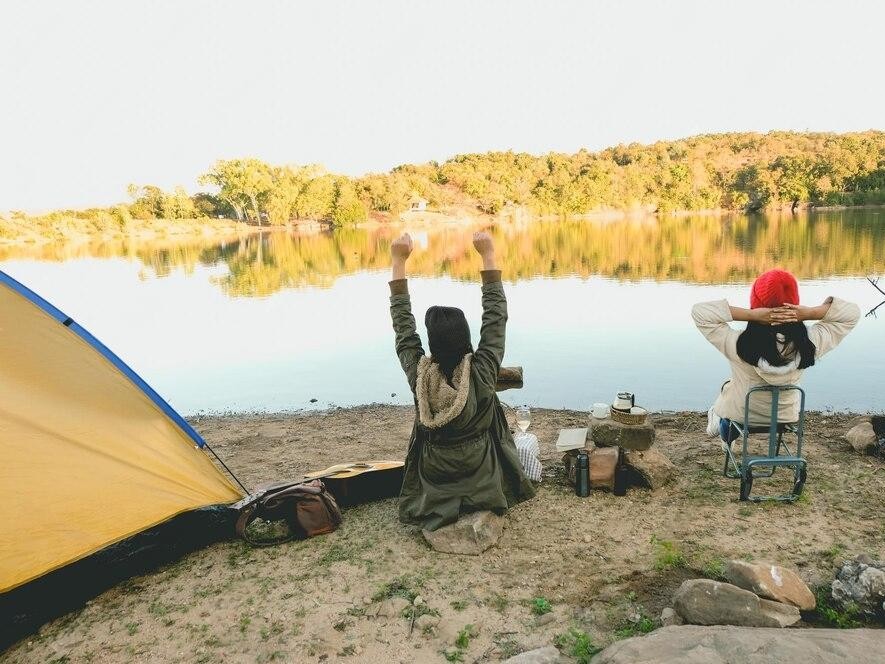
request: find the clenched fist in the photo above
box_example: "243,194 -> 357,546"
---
391,233 -> 413,261
472,231 -> 494,258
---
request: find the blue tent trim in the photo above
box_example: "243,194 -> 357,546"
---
0,268 -> 206,449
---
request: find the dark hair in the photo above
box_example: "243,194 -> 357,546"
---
736,322 -> 816,370
425,306 -> 473,384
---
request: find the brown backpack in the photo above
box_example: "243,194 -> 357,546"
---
235,479 -> 342,546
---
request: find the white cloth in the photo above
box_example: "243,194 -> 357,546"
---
513,432 -> 542,482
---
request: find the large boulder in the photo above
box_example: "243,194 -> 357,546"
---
422,510 -> 504,555
503,646 -> 564,663
845,421 -> 878,454
589,625 -> 885,664
672,579 -> 800,627
624,449 -> 676,488
832,554 -> 885,616
590,417 -> 655,451
724,560 -> 815,610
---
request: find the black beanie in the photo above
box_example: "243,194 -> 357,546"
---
425,306 -> 473,380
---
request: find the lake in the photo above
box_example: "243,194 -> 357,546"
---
1,210 -> 883,415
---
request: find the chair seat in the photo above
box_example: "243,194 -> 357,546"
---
735,423 -> 798,435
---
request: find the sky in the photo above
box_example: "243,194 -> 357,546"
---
1,0 -> 883,212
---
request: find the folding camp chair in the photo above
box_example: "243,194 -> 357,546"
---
722,385 -> 807,502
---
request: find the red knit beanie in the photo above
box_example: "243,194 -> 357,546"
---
750,269 -> 799,309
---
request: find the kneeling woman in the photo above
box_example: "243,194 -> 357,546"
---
692,269 -> 860,440
388,231 -> 535,531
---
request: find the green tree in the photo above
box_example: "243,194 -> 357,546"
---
199,158 -> 273,224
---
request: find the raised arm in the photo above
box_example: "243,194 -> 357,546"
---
691,300 -> 796,361
471,231 -> 507,388
782,297 -> 861,358
388,233 -> 424,392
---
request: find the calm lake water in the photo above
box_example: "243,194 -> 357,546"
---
1,211 -> 883,414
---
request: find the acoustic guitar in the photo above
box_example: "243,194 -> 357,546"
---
302,460 -> 404,507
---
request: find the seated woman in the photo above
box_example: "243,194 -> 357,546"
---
692,269 -> 860,442
388,231 -> 535,531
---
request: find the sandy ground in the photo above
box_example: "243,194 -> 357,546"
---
5,406 -> 884,664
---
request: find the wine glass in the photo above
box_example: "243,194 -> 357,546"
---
516,405 -> 531,434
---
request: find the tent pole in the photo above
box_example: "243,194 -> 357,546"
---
203,442 -> 250,495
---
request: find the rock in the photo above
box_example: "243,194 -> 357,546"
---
413,595 -> 425,606
831,554 -> 885,616
624,449 -> 676,488
724,560 -> 815,610
755,598 -> 800,627
590,417 -> 655,450
503,645 -> 563,663
374,597 -> 411,618
672,579 -> 800,627
589,625 -> 885,664
422,511 -> 504,555
660,607 -> 682,626
845,421 -> 878,454
414,613 -> 440,633
535,612 -> 557,626
589,447 -> 619,491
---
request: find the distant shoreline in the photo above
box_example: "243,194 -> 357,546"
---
1,203 -> 883,246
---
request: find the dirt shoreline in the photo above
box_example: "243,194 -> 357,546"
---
5,406 -> 883,663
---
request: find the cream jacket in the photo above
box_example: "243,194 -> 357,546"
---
692,298 -> 861,425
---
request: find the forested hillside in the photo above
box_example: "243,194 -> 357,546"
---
4,131 -> 885,234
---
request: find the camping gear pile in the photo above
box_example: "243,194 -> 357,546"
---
0,269 -> 405,649
559,391 -> 673,495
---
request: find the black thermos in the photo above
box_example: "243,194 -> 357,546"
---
613,447 -> 628,496
575,450 -> 590,497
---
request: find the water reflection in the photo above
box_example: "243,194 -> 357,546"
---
1,211 -> 882,297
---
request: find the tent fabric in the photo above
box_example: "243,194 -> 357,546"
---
0,271 -> 243,593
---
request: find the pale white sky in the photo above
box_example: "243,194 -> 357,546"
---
1,0 -> 883,211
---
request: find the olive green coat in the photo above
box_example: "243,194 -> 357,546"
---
389,271 -> 536,531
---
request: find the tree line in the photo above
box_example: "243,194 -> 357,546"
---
5,131 -> 885,231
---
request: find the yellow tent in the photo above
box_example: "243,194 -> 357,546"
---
0,268 -> 243,641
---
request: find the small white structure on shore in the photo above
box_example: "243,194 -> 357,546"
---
409,196 -> 428,212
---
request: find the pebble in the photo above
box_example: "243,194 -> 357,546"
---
413,595 -> 424,606
535,612 -> 557,626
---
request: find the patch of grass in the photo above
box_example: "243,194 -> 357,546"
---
814,587 -> 861,628
488,592 -> 509,613
702,556 -> 727,581
319,543 -> 353,566
450,599 -> 468,611
738,505 -> 754,517
125,621 -> 139,636
238,615 -> 251,634
496,637 -> 521,659
332,617 -> 352,632
821,544 -> 846,563
455,624 -> 475,649
371,575 -> 422,603
554,628 -> 601,664
442,649 -> 464,663
338,644 -> 357,657
530,597 -> 552,616
226,541 -> 252,568
614,615 -> 656,639
651,536 -> 687,571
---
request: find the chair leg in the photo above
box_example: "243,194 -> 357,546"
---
739,470 -> 753,502
791,466 -> 807,499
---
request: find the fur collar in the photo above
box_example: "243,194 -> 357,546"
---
416,354 -> 472,429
